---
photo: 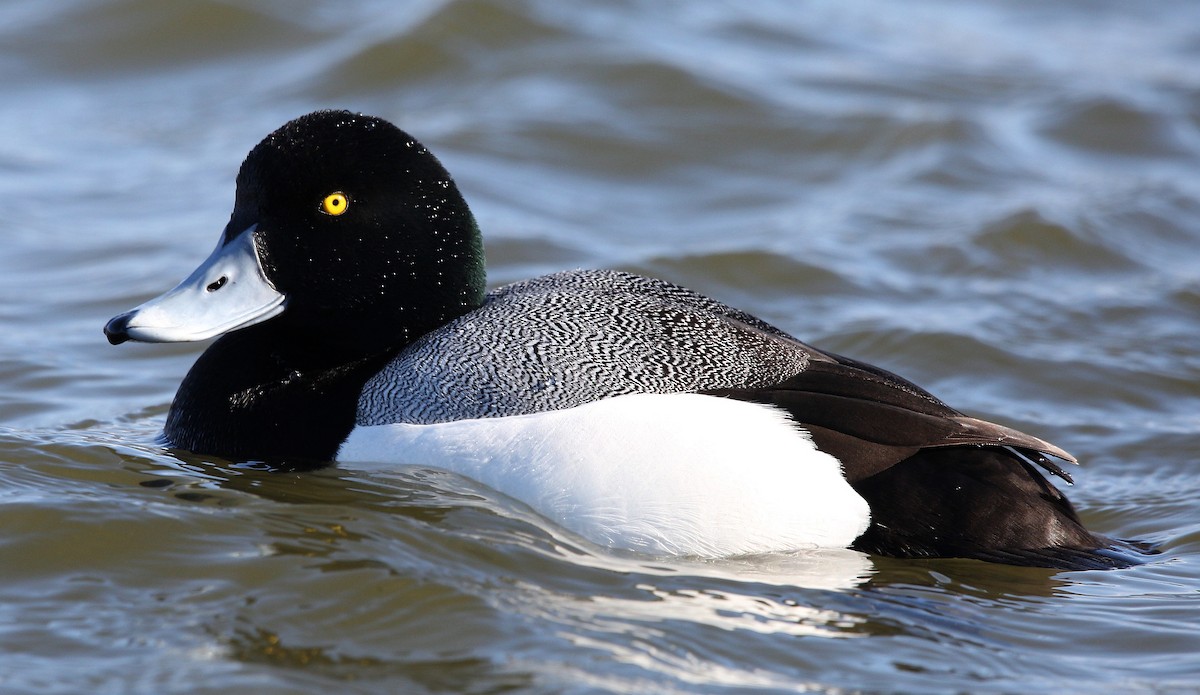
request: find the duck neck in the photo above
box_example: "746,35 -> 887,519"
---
163,322 -> 402,466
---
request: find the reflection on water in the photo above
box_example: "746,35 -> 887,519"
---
2,0 -> 1200,692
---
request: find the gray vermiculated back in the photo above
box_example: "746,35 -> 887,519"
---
355,270 -> 812,425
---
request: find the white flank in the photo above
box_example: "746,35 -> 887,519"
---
338,393 -> 871,557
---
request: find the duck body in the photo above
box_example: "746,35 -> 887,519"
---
105,110 -> 1135,568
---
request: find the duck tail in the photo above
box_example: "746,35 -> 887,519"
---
849,446 -> 1155,570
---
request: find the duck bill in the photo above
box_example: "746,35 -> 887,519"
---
104,224 -> 286,345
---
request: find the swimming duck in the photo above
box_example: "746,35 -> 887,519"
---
105,110 -> 1131,568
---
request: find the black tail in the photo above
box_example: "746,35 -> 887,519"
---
849,446 -> 1147,570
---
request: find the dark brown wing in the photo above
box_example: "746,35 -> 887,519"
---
705,356 -> 1076,483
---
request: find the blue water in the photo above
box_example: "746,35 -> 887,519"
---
2,1 -> 1199,692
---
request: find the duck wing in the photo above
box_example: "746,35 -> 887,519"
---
704,349 -> 1076,483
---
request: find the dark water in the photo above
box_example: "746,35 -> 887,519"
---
3,1 -> 1200,692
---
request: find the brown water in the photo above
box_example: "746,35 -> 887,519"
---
2,1 -> 1199,692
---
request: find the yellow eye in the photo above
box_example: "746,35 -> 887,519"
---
321,191 -> 349,216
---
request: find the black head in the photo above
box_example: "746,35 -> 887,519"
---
105,110 -> 486,357
233,110 -> 486,351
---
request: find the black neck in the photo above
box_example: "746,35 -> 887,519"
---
163,324 -> 399,465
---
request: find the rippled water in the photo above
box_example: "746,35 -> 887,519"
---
3,1 -> 1200,692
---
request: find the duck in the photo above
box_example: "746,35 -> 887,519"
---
105,110 -> 1136,568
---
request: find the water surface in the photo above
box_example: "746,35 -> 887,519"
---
2,1 -> 1199,692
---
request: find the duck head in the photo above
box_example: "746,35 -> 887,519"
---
105,110 -> 486,356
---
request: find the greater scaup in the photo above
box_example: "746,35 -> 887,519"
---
105,110 -> 1138,568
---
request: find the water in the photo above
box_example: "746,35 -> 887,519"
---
2,1 -> 1199,692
